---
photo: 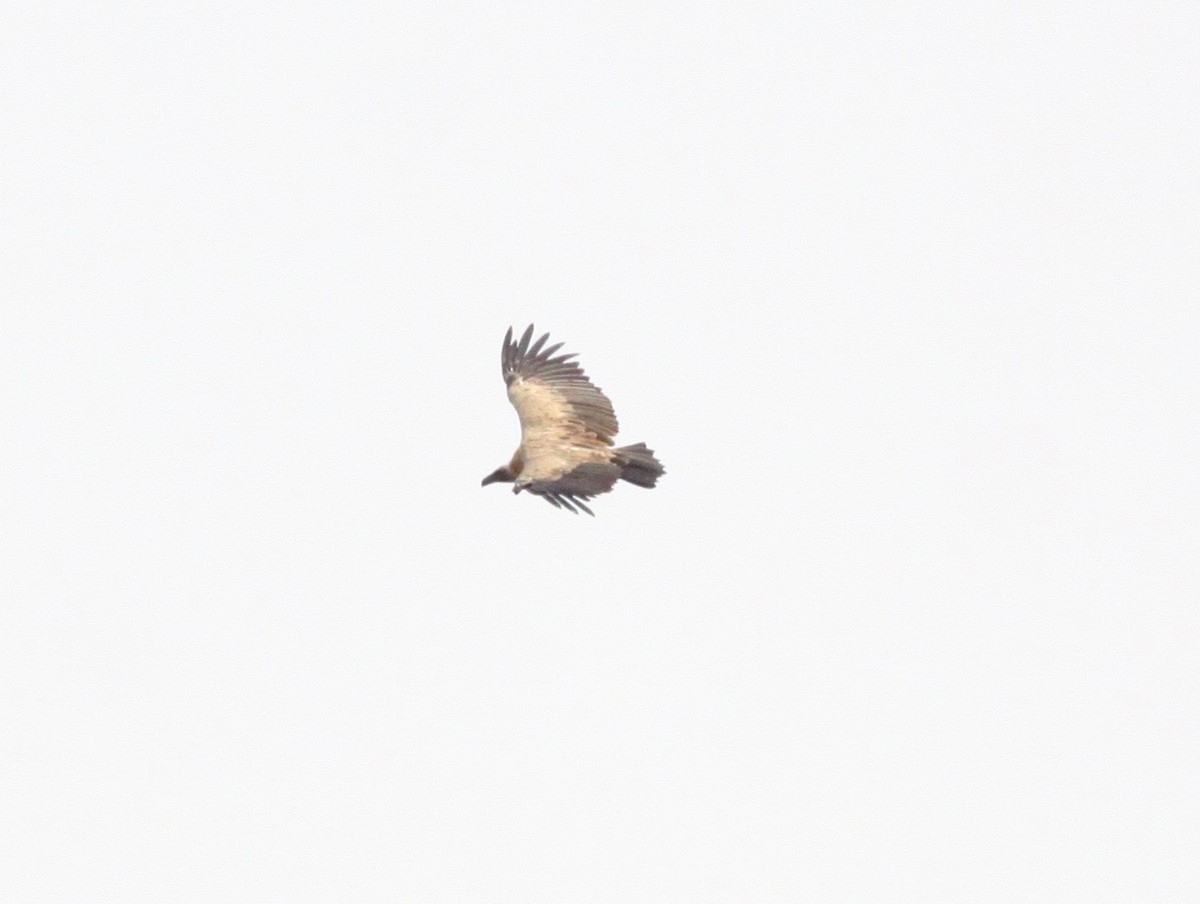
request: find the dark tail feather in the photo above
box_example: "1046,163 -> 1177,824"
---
614,443 -> 665,488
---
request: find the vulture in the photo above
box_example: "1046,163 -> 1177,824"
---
482,325 -> 665,515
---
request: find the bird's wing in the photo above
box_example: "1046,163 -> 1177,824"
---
525,461 -> 622,516
501,325 -> 619,444
499,325 -> 623,513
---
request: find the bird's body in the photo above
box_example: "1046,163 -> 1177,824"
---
482,325 -> 664,515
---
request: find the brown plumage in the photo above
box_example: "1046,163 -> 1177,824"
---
482,325 -> 665,515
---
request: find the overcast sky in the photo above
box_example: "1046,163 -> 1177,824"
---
2,3 -> 1197,902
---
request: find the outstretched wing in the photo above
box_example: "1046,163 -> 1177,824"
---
500,325 -> 623,513
501,324 -> 619,443
526,461 -> 622,516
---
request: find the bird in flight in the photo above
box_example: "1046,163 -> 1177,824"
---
482,325 -> 665,515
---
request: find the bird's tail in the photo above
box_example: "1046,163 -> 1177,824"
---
614,443 -> 665,488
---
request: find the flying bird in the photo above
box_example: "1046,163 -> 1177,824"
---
482,325 -> 665,515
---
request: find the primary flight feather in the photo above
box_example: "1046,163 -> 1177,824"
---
481,325 -> 665,515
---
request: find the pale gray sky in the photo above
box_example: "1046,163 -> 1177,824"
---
2,3 -> 1197,901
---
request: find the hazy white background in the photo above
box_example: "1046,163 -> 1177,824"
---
2,2 -> 1196,901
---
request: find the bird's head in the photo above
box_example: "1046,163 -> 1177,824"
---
481,465 -> 515,487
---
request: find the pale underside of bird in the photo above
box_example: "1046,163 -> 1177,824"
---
482,325 -> 665,515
